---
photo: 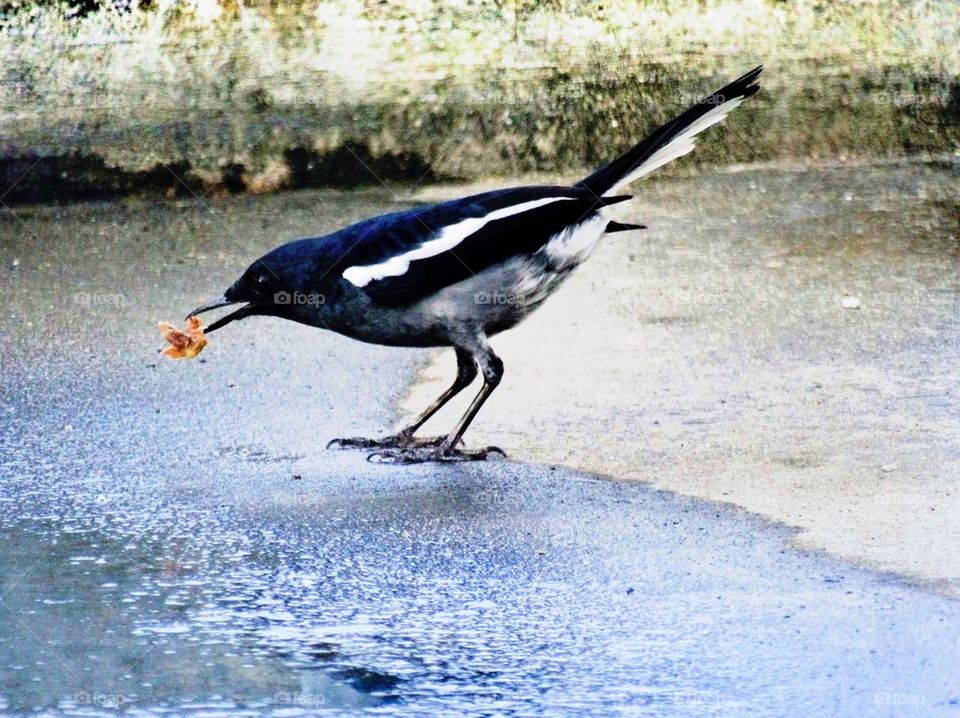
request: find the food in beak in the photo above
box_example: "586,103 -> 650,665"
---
159,316 -> 208,359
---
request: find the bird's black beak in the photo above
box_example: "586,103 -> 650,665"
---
187,294 -> 257,334
187,294 -> 233,318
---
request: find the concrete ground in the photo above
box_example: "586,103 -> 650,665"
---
1,162 -> 959,715
405,158 -> 960,596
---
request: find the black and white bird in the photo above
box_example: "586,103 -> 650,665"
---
190,66 -> 762,463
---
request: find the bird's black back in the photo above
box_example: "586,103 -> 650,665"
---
285,186 -> 630,307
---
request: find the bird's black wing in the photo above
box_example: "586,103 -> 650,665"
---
337,186 -> 629,307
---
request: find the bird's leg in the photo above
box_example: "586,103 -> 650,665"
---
368,339 -> 506,463
393,347 -> 479,445
327,348 -> 478,451
435,352 -> 502,455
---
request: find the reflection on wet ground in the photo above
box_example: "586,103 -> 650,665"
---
6,453 -> 960,716
2,162 -> 960,715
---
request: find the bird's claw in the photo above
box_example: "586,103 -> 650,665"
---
326,436 -> 403,450
327,434 -> 461,451
366,445 -> 506,464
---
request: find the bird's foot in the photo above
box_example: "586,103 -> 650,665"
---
366,445 -> 507,464
326,432 -> 452,451
327,435 -> 405,450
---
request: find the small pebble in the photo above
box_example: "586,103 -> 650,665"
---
841,295 -> 861,309
881,463 -> 898,473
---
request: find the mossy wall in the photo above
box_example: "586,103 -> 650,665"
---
1,1 -> 957,203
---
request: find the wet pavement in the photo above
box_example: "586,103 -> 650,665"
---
2,173 -> 960,716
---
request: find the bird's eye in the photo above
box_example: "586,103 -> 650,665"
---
253,274 -> 270,290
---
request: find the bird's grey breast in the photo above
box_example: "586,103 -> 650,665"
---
411,214 -> 609,337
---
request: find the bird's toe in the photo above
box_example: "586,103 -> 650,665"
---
327,437 -> 376,450
366,448 -> 419,464
327,435 -> 406,450
327,433 -> 463,452
365,445 -> 506,464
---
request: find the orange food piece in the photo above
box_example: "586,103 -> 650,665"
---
159,316 -> 208,359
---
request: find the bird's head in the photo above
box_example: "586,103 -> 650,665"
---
187,242 -> 326,333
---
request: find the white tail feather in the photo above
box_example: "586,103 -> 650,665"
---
602,95 -> 746,196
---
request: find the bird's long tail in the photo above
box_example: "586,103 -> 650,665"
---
575,66 -> 763,198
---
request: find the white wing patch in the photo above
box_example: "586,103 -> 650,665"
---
604,94 -> 747,196
342,196 -> 575,288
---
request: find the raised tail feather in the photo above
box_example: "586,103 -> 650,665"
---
576,66 -> 763,198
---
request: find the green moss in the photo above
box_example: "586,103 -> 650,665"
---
0,1 -> 957,201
